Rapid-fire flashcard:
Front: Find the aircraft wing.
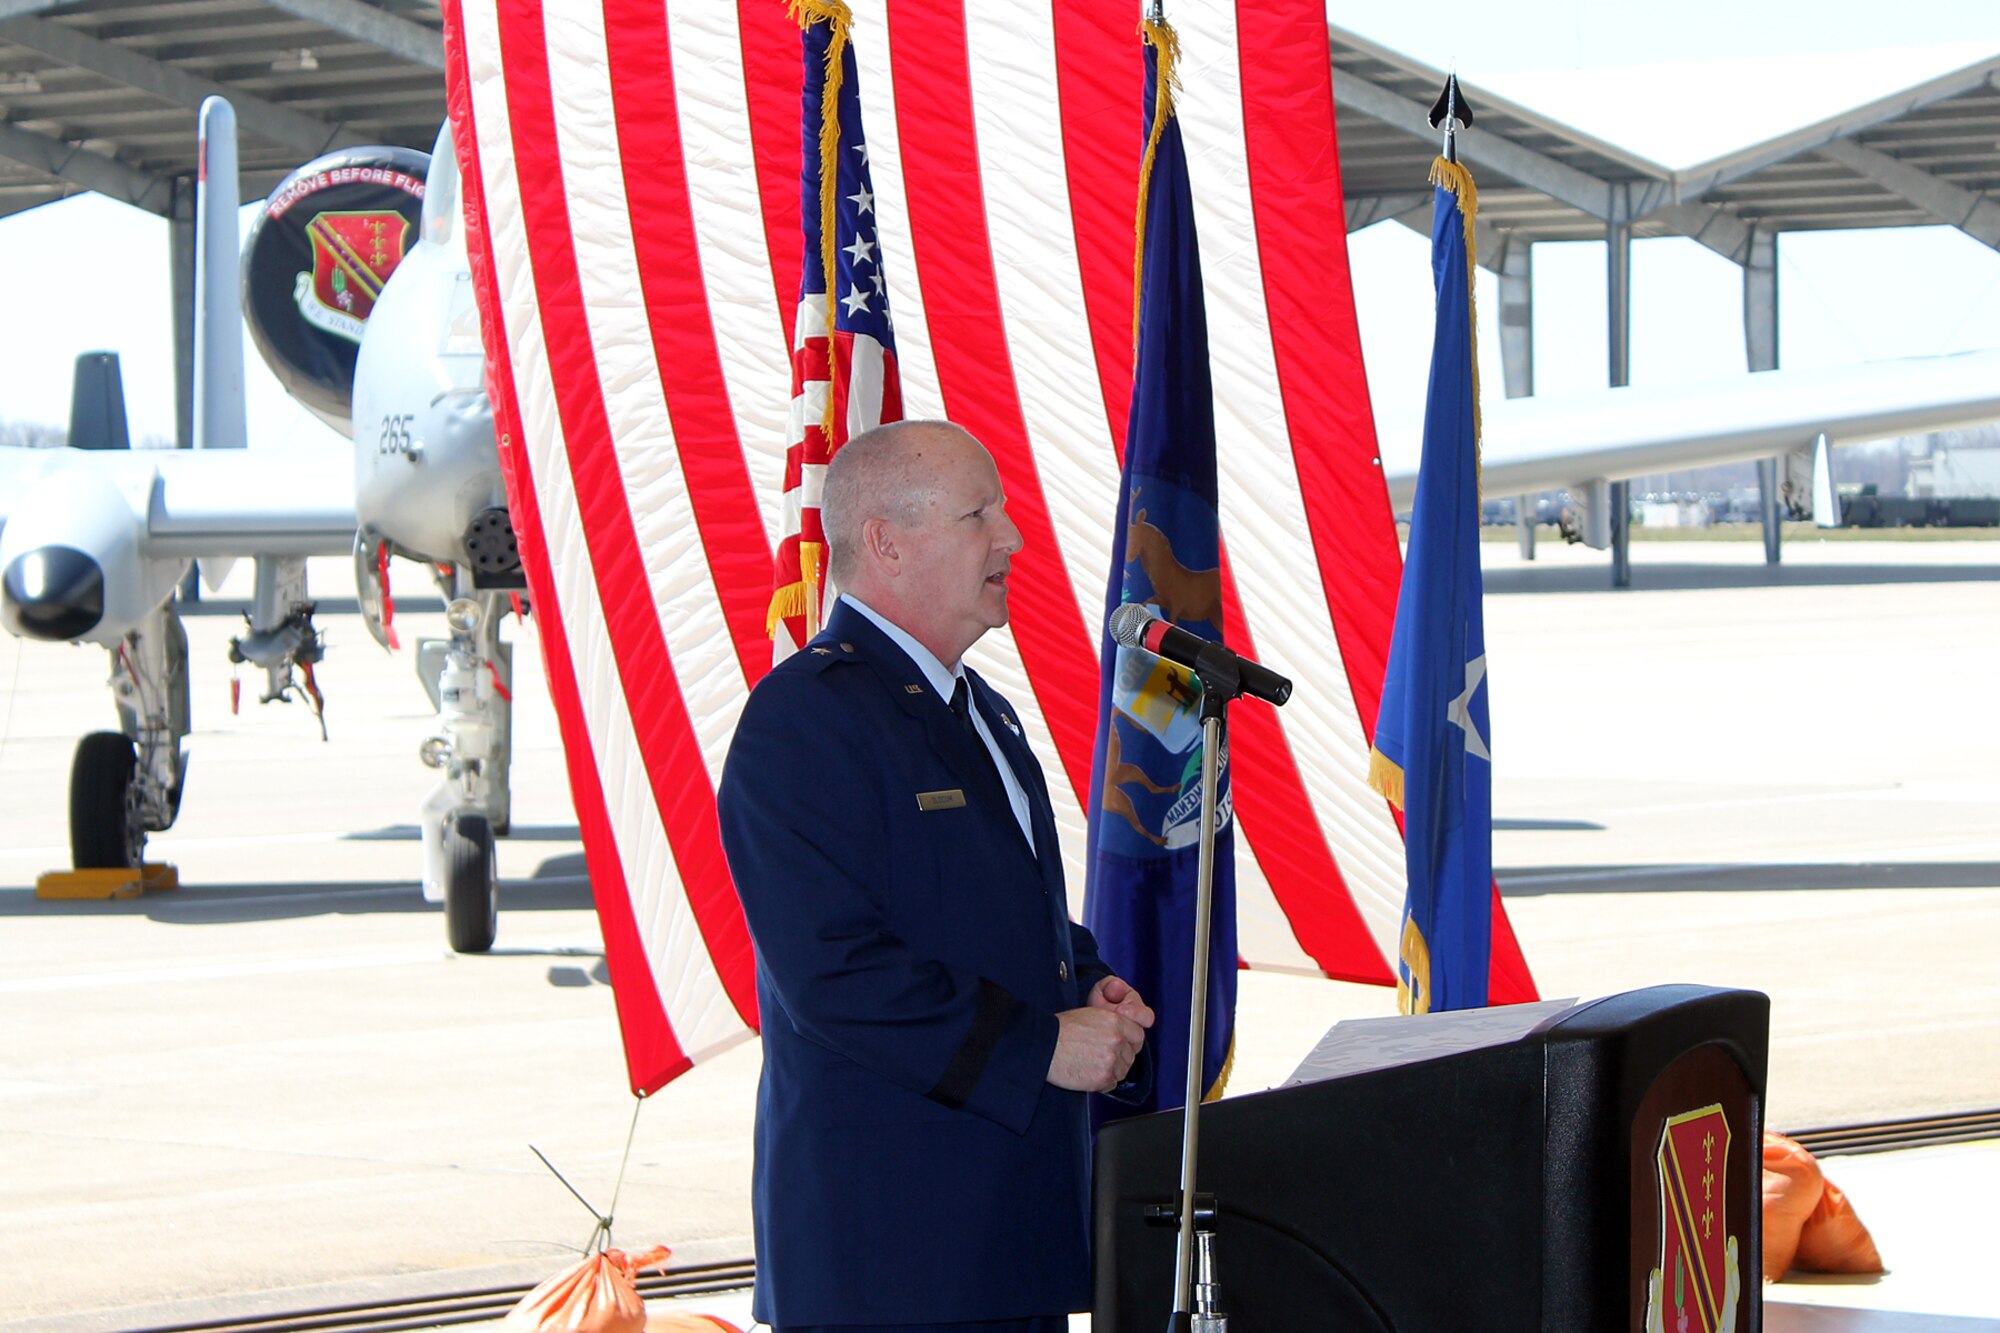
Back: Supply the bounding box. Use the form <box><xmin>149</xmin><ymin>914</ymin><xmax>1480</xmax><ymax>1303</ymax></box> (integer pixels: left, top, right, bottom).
<box><xmin>1383</xmin><ymin>348</ymin><xmax>2000</xmax><ymax>509</ymax></box>
<box><xmin>0</xmin><ymin>444</ymin><xmax>356</xmax><ymax>559</ymax></box>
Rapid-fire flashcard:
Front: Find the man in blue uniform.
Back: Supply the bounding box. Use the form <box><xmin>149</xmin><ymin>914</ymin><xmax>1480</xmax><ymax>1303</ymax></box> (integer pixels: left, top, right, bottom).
<box><xmin>719</xmin><ymin>419</ymin><xmax>1153</xmax><ymax>1333</ymax></box>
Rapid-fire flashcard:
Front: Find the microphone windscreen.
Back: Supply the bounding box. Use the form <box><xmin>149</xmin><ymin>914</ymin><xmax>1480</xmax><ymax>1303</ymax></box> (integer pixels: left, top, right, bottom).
<box><xmin>1108</xmin><ymin>602</ymin><xmax>1152</xmax><ymax>649</ymax></box>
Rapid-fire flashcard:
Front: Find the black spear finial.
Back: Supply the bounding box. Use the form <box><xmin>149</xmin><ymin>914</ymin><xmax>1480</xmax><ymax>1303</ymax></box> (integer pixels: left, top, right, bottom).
<box><xmin>1428</xmin><ymin>72</ymin><xmax>1475</xmax><ymax>162</ymax></box>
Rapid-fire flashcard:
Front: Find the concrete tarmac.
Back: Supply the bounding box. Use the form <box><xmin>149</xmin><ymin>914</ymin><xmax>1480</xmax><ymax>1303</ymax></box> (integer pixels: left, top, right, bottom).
<box><xmin>0</xmin><ymin>539</ymin><xmax>1996</xmax><ymax>1328</ymax></box>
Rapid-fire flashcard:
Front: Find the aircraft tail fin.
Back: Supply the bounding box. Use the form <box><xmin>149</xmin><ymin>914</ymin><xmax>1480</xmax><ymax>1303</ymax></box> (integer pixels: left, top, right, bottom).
<box><xmin>193</xmin><ymin>96</ymin><xmax>247</xmax><ymax>450</ymax></box>
<box><xmin>67</xmin><ymin>351</ymin><xmax>131</xmax><ymax>451</ymax></box>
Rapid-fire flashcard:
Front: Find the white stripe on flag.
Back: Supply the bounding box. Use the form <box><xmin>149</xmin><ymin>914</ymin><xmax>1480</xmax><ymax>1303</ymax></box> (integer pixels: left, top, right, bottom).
<box><xmin>666</xmin><ymin>0</ymin><xmax>793</xmax><ymax>551</ymax></box>
<box><xmin>847</xmin><ymin>333</ymin><xmax>891</xmax><ymax>436</ymax></box>
<box><xmin>461</xmin><ymin>0</ymin><xmax>749</xmax><ymax>1061</ymax></box>
<box><xmin>1175</xmin><ymin>4</ymin><xmax>1407</xmax><ymax>968</ymax></box>
<box><xmin>959</xmin><ymin>2</ymin><xmax>1123</xmax><ymax>626</ymax></box>
<box><xmin>548</xmin><ymin>3</ymin><xmax>754</xmax><ymax>760</ymax></box>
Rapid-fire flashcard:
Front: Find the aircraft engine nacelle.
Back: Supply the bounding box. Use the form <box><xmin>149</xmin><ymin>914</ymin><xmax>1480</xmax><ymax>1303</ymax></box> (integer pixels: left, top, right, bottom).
<box><xmin>350</xmin><ymin>133</ymin><xmax>508</xmax><ymax>571</ymax></box>
<box><xmin>0</xmin><ymin>464</ymin><xmax>185</xmax><ymax>647</ymax></box>
<box><xmin>243</xmin><ymin>146</ymin><xmax>430</xmax><ymax>437</ymax></box>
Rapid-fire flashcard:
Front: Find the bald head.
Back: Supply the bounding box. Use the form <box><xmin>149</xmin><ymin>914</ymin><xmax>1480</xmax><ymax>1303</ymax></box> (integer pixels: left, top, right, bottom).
<box><xmin>820</xmin><ymin>419</ymin><xmax>1023</xmax><ymax>667</ymax></box>
<box><xmin>823</xmin><ymin>420</ymin><xmax>975</xmax><ymax>591</ymax></box>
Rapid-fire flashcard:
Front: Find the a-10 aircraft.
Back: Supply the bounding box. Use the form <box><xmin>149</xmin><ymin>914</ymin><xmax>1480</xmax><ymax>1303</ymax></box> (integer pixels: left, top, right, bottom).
<box><xmin>6</xmin><ymin>99</ymin><xmax>2000</xmax><ymax>958</ymax></box>
<box><xmin>0</xmin><ymin>98</ymin><xmax>519</xmax><ymax>954</ymax></box>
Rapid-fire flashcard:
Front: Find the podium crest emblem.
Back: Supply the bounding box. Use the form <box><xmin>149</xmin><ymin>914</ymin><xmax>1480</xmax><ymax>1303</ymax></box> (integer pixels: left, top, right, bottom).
<box><xmin>1645</xmin><ymin>1103</ymin><xmax>1742</xmax><ymax>1333</ymax></box>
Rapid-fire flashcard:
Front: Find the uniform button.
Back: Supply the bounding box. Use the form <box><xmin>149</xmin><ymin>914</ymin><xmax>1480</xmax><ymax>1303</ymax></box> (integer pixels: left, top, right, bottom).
<box><xmin>1058</xmin><ymin>960</ymin><xmax>1069</xmax><ymax>981</ymax></box>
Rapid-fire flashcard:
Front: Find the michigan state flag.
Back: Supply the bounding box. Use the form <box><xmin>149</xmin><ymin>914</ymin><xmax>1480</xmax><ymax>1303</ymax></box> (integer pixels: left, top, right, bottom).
<box><xmin>1084</xmin><ymin>19</ymin><xmax>1234</xmax><ymax>1120</ymax></box>
<box><xmin>1368</xmin><ymin>156</ymin><xmax>1494</xmax><ymax>1014</ymax></box>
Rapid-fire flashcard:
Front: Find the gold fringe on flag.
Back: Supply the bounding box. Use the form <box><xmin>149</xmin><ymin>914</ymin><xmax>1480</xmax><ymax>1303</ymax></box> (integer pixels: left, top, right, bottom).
<box><xmin>1131</xmin><ymin>16</ymin><xmax>1181</xmax><ymax>355</ymax></box>
<box><xmin>1368</xmin><ymin>746</ymin><xmax>1406</xmax><ymax>812</ymax></box>
<box><xmin>791</xmin><ymin>0</ymin><xmax>850</xmax><ymax>449</ymax></box>
<box><xmin>800</xmin><ymin>540</ymin><xmax>825</xmax><ymax>638</ymax></box>
<box><xmin>766</xmin><ymin>580</ymin><xmax>807</xmax><ymax>637</ymax></box>
<box><xmin>764</xmin><ymin>543</ymin><xmax>827</xmax><ymax>639</ymax></box>
<box><xmin>1428</xmin><ymin>155</ymin><xmax>1483</xmax><ymax>490</ymax></box>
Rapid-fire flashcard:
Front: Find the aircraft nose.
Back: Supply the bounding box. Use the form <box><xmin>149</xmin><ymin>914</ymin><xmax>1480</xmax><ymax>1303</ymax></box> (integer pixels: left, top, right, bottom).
<box><xmin>1</xmin><ymin>544</ymin><xmax>105</xmax><ymax>641</ymax></box>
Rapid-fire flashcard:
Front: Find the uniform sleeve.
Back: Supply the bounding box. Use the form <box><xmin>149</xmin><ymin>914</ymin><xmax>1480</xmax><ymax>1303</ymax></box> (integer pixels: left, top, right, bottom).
<box><xmin>719</xmin><ymin>669</ymin><xmax>1057</xmax><ymax>1135</ymax></box>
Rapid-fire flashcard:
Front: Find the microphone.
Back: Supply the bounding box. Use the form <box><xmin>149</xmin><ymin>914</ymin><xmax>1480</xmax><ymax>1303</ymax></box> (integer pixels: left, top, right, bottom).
<box><xmin>1108</xmin><ymin>604</ymin><xmax>1292</xmax><ymax>707</ymax></box>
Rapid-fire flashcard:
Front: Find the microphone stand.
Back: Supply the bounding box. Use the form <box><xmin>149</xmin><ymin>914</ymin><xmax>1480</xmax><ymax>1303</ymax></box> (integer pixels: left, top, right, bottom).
<box><xmin>1164</xmin><ymin>659</ymin><xmax>1240</xmax><ymax>1333</ymax></box>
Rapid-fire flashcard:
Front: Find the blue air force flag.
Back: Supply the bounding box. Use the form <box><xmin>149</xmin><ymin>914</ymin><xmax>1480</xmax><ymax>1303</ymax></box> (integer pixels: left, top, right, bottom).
<box><xmin>1084</xmin><ymin>20</ymin><xmax>1235</xmax><ymax>1120</ymax></box>
<box><xmin>1368</xmin><ymin>157</ymin><xmax>1494</xmax><ymax>1014</ymax></box>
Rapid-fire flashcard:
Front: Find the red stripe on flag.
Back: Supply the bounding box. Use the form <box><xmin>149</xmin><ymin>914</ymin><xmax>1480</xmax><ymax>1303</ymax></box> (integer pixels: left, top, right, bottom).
<box><xmin>1234</xmin><ymin>5</ymin><xmax>1399</xmax><ymax>734</ymax></box>
<box><xmin>602</xmin><ymin>0</ymin><xmax>775</xmax><ymax>687</ymax></box>
<box><xmin>1197</xmin><ymin>13</ymin><xmax>1394</xmax><ymax>983</ymax></box>
<box><xmin>736</xmin><ymin>0</ymin><xmax>803</xmax><ymax>341</ymax></box>
<box><xmin>885</xmin><ymin>0</ymin><xmax>1101</xmax><ymax>802</ymax></box>
<box><xmin>1487</xmin><ymin>884</ymin><xmax>1537</xmax><ymax>1003</ymax></box>
<box><xmin>1051</xmin><ymin>0</ymin><xmax>1142</xmax><ymax>457</ymax></box>
<box><xmin>443</xmin><ymin>0</ymin><xmax>691</xmax><ymax>1093</ymax></box>
<box><xmin>1214</xmin><ymin>554</ymin><xmax>1394</xmax><ymax>983</ymax></box>
<box><xmin>1235</xmin><ymin>7</ymin><xmax>1535</xmax><ymax>999</ymax></box>
<box><xmin>485</xmin><ymin>0</ymin><xmax>759</xmax><ymax>1031</ymax></box>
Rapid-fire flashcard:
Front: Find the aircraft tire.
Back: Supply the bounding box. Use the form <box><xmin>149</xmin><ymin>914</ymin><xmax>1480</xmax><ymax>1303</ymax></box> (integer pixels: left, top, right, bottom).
<box><xmin>70</xmin><ymin>731</ymin><xmax>142</xmax><ymax>869</ymax></box>
<box><xmin>444</xmin><ymin>810</ymin><xmax>498</xmax><ymax>955</ymax></box>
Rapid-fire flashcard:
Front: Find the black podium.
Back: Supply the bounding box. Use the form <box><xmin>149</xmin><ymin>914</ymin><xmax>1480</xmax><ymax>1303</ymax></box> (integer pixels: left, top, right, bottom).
<box><xmin>1093</xmin><ymin>984</ymin><xmax>1768</xmax><ymax>1332</ymax></box>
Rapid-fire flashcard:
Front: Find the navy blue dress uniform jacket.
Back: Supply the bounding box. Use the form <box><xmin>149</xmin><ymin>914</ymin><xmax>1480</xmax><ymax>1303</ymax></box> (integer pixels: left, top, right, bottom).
<box><xmin>718</xmin><ymin>601</ymin><xmax>1120</xmax><ymax>1327</ymax></box>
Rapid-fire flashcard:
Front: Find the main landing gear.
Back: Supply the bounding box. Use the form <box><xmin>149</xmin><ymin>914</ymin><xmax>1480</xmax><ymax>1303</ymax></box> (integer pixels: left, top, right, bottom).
<box><xmin>414</xmin><ymin>575</ymin><xmax>514</xmax><ymax>955</ymax></box>
<box><xmin>68</xmin><ymin>601</ymin><xmax>190</xmax><ymax>872</ymax></box>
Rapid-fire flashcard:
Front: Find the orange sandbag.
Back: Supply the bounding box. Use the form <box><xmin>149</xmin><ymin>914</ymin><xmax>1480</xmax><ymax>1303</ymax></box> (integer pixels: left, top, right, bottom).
<box><xmin>1794</xmin><ymin>1176</ymin><xmax>1884</xmax><ymax>1274</ymax></box>
<box><xmin>1761</xmin><ymin>1132</ymin><xmax>1825</xmax><ymax>1281</ymax></box>
<box><xmin>503</xmin><ymin>1246</ymin><xmax>672</xmax><ymax>1333</ymax></box>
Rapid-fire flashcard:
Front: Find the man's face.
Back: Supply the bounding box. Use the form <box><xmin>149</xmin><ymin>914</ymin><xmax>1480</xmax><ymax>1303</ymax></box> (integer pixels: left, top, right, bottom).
<box><xmin>892</xmin><ymin>434</ymin><xmax>1023</xmax><ymax>666</ymax></box>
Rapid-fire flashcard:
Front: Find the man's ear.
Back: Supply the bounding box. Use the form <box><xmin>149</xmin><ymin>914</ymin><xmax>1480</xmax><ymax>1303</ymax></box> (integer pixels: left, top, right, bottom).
<box><xmin>860</xmin><ymin>515</ymin><xmax>898</xmax><ymax>574</ymax></box>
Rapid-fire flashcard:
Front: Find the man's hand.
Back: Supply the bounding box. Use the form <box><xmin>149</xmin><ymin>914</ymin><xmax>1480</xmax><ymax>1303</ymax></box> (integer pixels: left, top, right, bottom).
<box><xmin>1088</xmin><ymin>974</ymin><xmax>1155</xmax><ymax>1031</ymax></box>
<box><xmin>1048</xmin><ymin>978</ymin><xmax>1153</xmax><ymax>1093</ymax></box>
<box><xmin>1047</xmin><ymin>1006</ymin><xmax>1148</xmax><ymax>1092</ymax></box>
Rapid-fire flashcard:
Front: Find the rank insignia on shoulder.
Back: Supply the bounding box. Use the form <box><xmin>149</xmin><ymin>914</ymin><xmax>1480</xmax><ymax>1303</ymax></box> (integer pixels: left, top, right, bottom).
<box><xmin>916</xmin><ymin>788</ymin><xmax>967</xmax><ymax>811</ymax></box>
<box><xmin>1000</xmin><ymin>714</ymin><xmax>1021</xmax><ymax>736</ymax></box>
<box><xmin>904</xmin><ymin>683</ymin><xmax>925</xmax><ymax>695</ymax></box>
<box><xmin>811</xmin><ymin>647</ymin><xmax>833</xmax><ymax>656</ymax></box>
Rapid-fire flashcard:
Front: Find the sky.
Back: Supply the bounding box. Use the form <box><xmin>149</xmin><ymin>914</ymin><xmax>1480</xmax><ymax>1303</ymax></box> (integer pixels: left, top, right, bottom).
<box><xmin>0</xmin><ymin>1</ymin><xmax>1995</xmax><ymax>468</ymax></box>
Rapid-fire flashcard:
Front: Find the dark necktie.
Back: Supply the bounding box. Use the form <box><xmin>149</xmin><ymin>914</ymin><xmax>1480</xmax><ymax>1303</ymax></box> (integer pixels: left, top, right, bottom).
<box><xmin>948</xmin><ymin>676</ymin><xmax>978</xmax><ymax>738</ymax></box>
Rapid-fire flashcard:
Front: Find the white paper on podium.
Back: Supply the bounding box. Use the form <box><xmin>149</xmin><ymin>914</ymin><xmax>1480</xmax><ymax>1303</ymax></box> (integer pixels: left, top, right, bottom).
<box><xmin>1284</xmin><ymin>998</ymin><xmax>1580</xmax><ymax>1087</ymax></box>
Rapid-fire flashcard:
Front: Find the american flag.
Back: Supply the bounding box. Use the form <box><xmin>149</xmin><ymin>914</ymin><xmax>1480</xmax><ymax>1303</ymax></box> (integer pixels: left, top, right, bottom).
<box><xmin>769</xmin><ymin>0</ymin><xmax>902</xmax><ymax>660</ymax></box>
<box><xmin>441</xmin><ymin>0</ymin><xmax>1535</xmax><ymax>1097</ymax></box>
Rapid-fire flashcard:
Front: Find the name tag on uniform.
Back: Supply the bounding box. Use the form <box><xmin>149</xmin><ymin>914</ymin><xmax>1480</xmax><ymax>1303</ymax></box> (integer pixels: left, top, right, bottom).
<box><xmin>916</xmin><ymin>788</ymin><xmax>967</xmax><ymax>811</ymax></box>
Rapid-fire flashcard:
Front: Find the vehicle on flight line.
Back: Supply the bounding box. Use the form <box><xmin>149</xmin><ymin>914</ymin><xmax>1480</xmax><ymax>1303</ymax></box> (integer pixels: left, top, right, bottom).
<box><xmin>0</xmin><ymin>98</ymin><xmax>522</xmax><ymax>954</ymax></box>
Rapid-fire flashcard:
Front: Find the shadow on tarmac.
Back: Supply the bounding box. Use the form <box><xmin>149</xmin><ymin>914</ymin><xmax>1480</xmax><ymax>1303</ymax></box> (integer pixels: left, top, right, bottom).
<box><xmin>1485</xmin><ymin>561</ymin><xmax>2000</xmax><ymax>594</ymax></box>
<box><xmin>343</xmin><ymin>823</ymin><xmax>584</xmax><ymax>842</ymax></box>
<box><xmin>0</xmin><ymin>877</ymin><xmax>594</xmax><ymax>923</ymax></box>
<box><xmin>1499</xmin><ymin>861</ymin><xmax>2000</xmax><ymax>895</ymax></box>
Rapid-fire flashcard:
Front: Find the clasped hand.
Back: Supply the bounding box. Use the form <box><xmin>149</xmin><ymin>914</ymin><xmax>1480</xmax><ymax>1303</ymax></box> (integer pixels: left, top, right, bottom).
<box><xmin>1047</xmin><ymin>975</ymin><xmax>1154</xmax><ymax>1092</ymax></box>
